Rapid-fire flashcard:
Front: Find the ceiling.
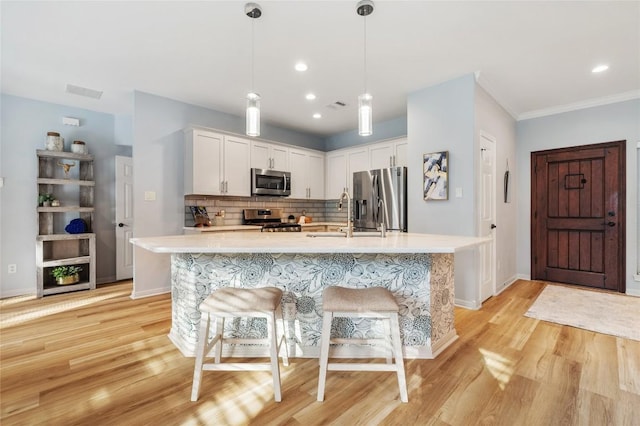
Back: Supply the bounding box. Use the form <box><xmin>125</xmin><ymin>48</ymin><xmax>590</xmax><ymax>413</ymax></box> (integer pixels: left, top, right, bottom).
<box><xmin>2</xmin><ymin>1</ymin><xmax>639</xmax><ymax>137</ymax></box>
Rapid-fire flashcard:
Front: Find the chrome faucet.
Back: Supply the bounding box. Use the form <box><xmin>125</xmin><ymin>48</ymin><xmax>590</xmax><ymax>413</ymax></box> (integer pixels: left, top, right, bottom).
<box><xmin>337</xmin><ymin>191</ymin><xmax>353</xmax><ymax>238</ymax></box>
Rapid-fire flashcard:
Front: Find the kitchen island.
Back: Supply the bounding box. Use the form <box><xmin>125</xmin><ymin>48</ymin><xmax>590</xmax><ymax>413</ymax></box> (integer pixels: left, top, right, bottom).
<box><xmin>131</xmin><ymin>232</ymin><xmax>487</xmax><ymax>359</ymax></box>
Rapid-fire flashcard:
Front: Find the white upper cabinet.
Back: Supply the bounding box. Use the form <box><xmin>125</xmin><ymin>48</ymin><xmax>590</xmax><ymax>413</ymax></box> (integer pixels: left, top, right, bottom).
<box><xmin>289</xmin><ymin>148</ymin><xmax>325</xmax><ymax>199</ymax></box>
<box><xmin>185</xmin><ymin>129</ymin><xmax>223</xmax><ymax>195</ymax></box>
<box><xmin>325</xmin><ymin>151</ymin><xmax>347</xmax><ymax>199</ymax></box>
<box><xmin>369</xmin><ymin>137</ymin><xmax>408</xmax><ymax>168</ymax></box>
<box><xmin>223</xmin><ymin>136</ymin><xmax>251</xmax><ymax>196</ymax></box>
<box><xmin>184</xmin><ymin>129</ymin><xmax>250</xmax><ymax>196</ymax></box>
<box><xmin>251</xmin><ymin>141</ymin><xmax>289</xmax><ymax>171</ymax></box>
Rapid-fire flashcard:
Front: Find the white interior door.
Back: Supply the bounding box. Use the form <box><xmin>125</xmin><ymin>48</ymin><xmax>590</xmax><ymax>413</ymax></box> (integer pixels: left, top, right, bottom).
<box><xmin>116</xmin><ymin>156</ymin><xmax>134</xmax><ymax>281</ymax></box>
<box><xmin>479</xmin><ymin>133</ymin><xmax>496</xmax><ymax>302</ymax></box>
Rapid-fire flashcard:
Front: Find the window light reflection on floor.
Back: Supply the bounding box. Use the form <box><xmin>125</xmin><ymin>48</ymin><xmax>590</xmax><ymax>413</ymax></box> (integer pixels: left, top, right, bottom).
<box><xmin>478</xmin><ymin>348</ymin><xmax>515</xmax><ymax>390</ymax></box>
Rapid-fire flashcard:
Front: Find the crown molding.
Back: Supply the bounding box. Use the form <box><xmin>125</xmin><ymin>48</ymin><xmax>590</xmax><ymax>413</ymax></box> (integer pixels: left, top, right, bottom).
<box><xmin>518</xmin><ymin>90</ymin><xmax>640</xmax><ymax>121</ymax></box>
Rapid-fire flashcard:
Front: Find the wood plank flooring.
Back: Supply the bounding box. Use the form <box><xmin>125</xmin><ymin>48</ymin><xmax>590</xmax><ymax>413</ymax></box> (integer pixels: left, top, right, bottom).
<box><xmin>1</xmin><ymin>280</ymin><xmax>639</xmax><ymax>425</ymax></box>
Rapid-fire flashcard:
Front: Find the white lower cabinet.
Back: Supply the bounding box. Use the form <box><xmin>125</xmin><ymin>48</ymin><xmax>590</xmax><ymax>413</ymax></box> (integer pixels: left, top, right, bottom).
<box><xmin>289</xmin><ymin>148</ymin><xmax>325</xmax><ymax>199</ymax></box>
<box><xmin>184</xmin><ymin>129</ymin><xmax>250</xmax><ymax>196</ymax></box>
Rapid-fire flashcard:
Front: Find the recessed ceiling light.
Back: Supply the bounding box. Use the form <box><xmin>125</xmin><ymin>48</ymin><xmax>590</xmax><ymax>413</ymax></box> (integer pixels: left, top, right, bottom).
<box><xmin>295</xmin><ymin>62</ymin><xmax>308</xmax><ymax>72</ymax></box>
<box><xmin>313</xmin><ymin>113</ymin><xmax>322</xmax><ymax>119</ymax></box>
<box><xmin>305</xmin><ymin>93</ymin><xmax>316</xmax><ymax>101</ymax></box>
<box><xmin>592</xmin><ymin>64</ymin><xmax>609</xmax><ymax>73</ymax></box>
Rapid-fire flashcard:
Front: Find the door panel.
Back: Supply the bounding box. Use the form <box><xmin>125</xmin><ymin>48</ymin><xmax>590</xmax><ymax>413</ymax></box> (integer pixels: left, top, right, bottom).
<box><xmin>532</xmin><ymin>141</ymin><xmax>625</xmax><ymax>292</ymax></box>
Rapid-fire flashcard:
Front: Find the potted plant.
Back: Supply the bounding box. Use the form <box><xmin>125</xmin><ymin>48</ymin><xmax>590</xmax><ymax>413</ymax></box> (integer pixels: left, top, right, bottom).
<box><xmin>51</xmin><ymin>265</ymin><xmax>82</xmax><ymax>285</ymax></box>
<box><xmin>39</xmin><ymin>193</ymin><xmax>55</xmax><ymax>207</ymax></box>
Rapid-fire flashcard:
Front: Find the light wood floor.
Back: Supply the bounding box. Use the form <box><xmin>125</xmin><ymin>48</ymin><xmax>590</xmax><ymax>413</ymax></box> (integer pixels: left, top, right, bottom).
<box><xmin>1</xmin><ymin>280</ymin><xmax>639</xmax><ymax>425</ymax></box>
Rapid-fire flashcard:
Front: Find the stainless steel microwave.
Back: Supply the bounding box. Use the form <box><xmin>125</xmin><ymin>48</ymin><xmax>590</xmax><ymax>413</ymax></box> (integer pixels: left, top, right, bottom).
<box><xmin>251</xmin><ymin>168</ymin><xmax>291</xmax><ymax>196</ymax></box>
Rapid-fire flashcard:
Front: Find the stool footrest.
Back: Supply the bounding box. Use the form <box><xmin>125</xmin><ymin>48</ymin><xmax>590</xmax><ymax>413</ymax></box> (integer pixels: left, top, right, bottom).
<box><xmin>327</xmin><ymin>363</ymin><xmax>400</xmax><ymax>372</ymax></box>
<box><xmin>202</xmin><ymin>363</ymin><xmax>273</xmax><ymax>371</ymax></box>
<box><xmin>331</xmin><ymin>338</ymin><xmax>390</xmax><ymax>346</ymax></box>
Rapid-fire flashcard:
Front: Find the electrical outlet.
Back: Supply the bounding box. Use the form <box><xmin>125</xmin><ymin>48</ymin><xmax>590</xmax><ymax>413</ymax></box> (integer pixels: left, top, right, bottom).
<box><xmin>8</xmin><ymin>264</ymin><xmax>17</xmax><ymax>274</ymax></box>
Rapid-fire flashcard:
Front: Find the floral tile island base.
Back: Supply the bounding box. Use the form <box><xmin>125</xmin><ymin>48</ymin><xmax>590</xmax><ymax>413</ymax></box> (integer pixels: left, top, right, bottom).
<box><xmin>170</xmin><ymin>252</ymin><xmax>456</xmax><ymax>359</ymax></box>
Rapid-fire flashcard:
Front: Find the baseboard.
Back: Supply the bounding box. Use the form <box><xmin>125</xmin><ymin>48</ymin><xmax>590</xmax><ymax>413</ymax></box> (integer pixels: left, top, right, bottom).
<box><xmin>455</xmin><ymin>298</ymin><xmax>481</xmax><ymax>310</ymax></box>
<box><xmin>517</xmin><ymin>273</ymin><xmax>531</xmax><ymax>280</ymax></box>
<box><xmin>97</xmin><ymin>275</ymin><xmax>117</xmax><ymax>285</ymax></box>
<box><xmin>0</xmin><ymin>289</ymin><xmax>36</xmax><ymax>299</ymax></box>
<box><xmin>495</xmin><ymin>275</ymin><xmax>518</xmax><ymax>295</ymax></box>
<box><xmin>130</xmin><ymin>286</ymin><xmax>171</xmax><ymax>299</ymax></box>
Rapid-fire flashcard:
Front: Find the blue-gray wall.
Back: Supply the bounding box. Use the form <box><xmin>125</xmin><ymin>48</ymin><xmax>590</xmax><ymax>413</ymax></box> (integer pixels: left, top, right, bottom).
<box><xmin>325</xmin><ymin>116</ymin><xmax>408</xmax><ymax>151</ymax></box>
<box><xmin>0</xmin><ymin>94</ymin><xmax>131</xmax><ymax>296</ymax></box>
<box><xmin>516</xmin><ymin>99</ymin><xmax>640</xmax><ymax>295</ymax></box>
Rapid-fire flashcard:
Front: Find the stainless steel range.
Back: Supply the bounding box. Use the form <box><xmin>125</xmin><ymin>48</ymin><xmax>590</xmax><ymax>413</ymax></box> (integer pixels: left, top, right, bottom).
<box><xmin>243</xmin><ymin>208</ymin><xmax>302</xmax><ymax>232</ymax></box>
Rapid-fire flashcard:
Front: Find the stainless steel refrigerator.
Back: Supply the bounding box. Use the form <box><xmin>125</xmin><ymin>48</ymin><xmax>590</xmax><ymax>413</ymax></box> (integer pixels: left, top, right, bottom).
<box><xmin>352</xmin><ymin>166</ymin><xmax>407</xmax><ymax>232</ymax></box>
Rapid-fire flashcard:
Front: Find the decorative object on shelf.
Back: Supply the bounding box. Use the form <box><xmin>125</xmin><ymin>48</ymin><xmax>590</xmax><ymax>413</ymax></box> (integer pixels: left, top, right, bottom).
<box><xmin>51</xmin><ymin>199</ymin><xmax>60</xmax><ymax>207</ymax></box>
<box><xmin>65</xmin><ymin>218</ymin><xmax>88</xmax><ymax>234</ymax></box>
<box><xmin>245</xmin><ymin>2</ymin><xmax>262</xmax><ymax>137</ymax></box>
<box><xmin>71</xmin><ymin>140</ymin><xmax>88</xmax><ymax>154</ymax></box>
<box><xmin>57</xmin><ymin>160</ymin><xmax>76</xmax><ymax>177</ymax></box>
<box><xmin>51</xmin><ymin>265</ymin><xmax>82</xmax><ymax>285</ymax></box>
<box><xmin>356</xmin><ymin>0</ymin><xmax>374</xmax><ymax>136</ymax></box>
<box><xmin>39</xmin><ymin>193</ymin><xmax>55</xmax><ymax>207</ymax></box>
<box><xmin>423</xmin><ymin>151</ymin><xmax>448</xmax><ymax>201</ymax></box>
<box><xmin>45</xmin><ymin>131</ymin><xmax>64</xmax><ymax>151</ymax></box>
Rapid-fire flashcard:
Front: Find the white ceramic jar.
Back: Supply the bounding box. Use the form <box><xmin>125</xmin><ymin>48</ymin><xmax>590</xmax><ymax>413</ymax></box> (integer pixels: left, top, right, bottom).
<box><xmin>71</xmin><ymin>140</ymin><xmax>87</xmax><ymax>154</ymax></box>
<box><xmin>45</xmin><ymin>132</ymin><xmax>63</xmax><ymax>151</ymax></box>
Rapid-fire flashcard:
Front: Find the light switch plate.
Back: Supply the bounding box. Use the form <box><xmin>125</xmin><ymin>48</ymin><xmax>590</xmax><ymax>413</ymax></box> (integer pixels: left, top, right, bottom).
<box><xmin>0</xmin><ymin>177</ymin><xmax>4</xmax><ymax>188</ymax></box>
<box><xmin>144</xmin><ymin>191</ymin><xmax>156</xmax><ymax>201</ymax></box>
<box><xmin>455</xmin><ymin>187</ymin><xmax>463</xmax><ymax>198</ymax></box>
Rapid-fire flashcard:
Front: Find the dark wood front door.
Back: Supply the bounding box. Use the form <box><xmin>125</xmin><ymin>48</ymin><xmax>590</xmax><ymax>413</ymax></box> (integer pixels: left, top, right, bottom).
<box><xmin>531</xmin><ymin>141</ymin><xmax>626</xmax><ymax>292</ymax></box>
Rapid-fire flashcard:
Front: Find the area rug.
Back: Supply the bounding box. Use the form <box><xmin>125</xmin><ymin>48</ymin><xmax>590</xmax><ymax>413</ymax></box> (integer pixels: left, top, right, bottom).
<box><xmin>525</xmin><ymin>285</ymin><xmax>640</xmax><ymax>341</ymax></box>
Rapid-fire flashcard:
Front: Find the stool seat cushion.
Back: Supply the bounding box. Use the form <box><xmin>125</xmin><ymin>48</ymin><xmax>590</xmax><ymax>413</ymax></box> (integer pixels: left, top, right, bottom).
<box><xmin>322</xmin><ymin>286</ymin><xmax>399</xmax><ymax>312</ymax></box>
<box><xmin>200</xmin><ymin>287</ymin><xmax>283</xmax><ymax>313</ymax></box>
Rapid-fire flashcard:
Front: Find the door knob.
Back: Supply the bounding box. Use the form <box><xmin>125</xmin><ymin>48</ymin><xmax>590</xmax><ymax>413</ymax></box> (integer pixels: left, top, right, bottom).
<box><xmin>118</xmin><ymin>223</ymin><xmax>126</xmax><ymax>227</ymax></box>
<box><xmin>490</xmin><ymin>224</ymin><xmax>497</xmax><ymax>229</ymax></box>
<box><xmin>607</xmin><ymin>221</ymin><xmax>615</xmax><ymax>227</ymax></box>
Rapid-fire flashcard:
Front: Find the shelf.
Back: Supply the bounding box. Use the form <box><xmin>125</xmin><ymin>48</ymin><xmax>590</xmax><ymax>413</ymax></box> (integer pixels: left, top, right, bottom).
<box><xmin>41</xmin><ymin>255</ymin><xmax>92</xmax><ymax>268</ymax></box>
<box><xmin>38</xmin><ymin>206</ymin><xmax>94</xmax><ymax>213</ymax></box>
<box><xmin>43</xmin><ymin>281</ymin><xmax>92</xmax><ymax>296</ymax></box>
<box><xmin>37</xmin><ymin>233</ymin><xmax>95</xmax><ymax>241</ymax></box>
<box><xmin>37</xmin><ymin>149</ymin><xmax>93</xmax><ymax>161</ymax></box>
<box><xmin>38</xmin><ymin>178</ymin><xmax>95</xmax><ymax>186</ymax></box>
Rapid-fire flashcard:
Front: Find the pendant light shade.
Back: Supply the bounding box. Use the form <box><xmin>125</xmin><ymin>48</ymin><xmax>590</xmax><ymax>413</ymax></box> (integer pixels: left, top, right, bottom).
<box><xmin>358</xmin><ymin>93</ymin><xmax>372</xmax><ymax>136</ymax></box>
<box><xmin>245</xmin><ymin>3</ymin><xmax>262</xmax><ymax>137</ymax></box>
<box><xmin>357</xmin><ymin>0</ymin><xmax>374</xmax><ymax>137</ymax></box>
<box><xmin>246</xmin><ymin>92</ymin><xmax>261</xmax><ymax>137</ymax></box>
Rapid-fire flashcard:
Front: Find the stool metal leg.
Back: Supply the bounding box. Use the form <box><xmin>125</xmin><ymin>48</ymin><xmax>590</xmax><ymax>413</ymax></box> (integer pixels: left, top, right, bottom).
<box><xmin>317</xmin><ymin>311</ymin><xmax>333</xmax><ymax>402</ymax></box>
<box><xmin>390</xmin><ymin>312</ymin><xmax>408</xmax><ymax>403</ymax></box>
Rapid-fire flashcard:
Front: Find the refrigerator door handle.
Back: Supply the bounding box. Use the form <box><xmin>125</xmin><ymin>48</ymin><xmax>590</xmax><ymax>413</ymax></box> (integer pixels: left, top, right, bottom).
<box><xmin>372</xmin><ymin>174</ymin><xmax>378</xmax><ymax>225</ymax></box>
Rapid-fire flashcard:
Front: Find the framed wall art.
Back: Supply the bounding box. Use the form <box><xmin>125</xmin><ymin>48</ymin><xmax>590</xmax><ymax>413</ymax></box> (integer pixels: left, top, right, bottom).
<box><xmin>423</xmin><ymin>151</ymin><xmax>448</xmax><ymax>200</ymax></box>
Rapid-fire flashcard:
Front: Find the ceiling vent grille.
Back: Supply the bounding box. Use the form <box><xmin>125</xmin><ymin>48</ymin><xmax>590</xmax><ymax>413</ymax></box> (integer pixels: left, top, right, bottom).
<box><xmin>65</xmin><ymin>84</ymin><xmax>103</xmax><ymax>99</ymax></box>
<box><xmin>326</xmin><ymin>101</ymin><xmax>347</xmax><ymax>110</ymax></box>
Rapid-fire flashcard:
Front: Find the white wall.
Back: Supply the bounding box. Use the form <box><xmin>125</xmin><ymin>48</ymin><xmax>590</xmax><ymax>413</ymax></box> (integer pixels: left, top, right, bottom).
<box><xmin>475</xmin><ymin>85</ymin><xmax>518</xmax><ymax>292</ymax></box>
<box><xmin>516</xmin><ymin>99</ymin><xmax>640</xmax><ymax>295</ymax></box>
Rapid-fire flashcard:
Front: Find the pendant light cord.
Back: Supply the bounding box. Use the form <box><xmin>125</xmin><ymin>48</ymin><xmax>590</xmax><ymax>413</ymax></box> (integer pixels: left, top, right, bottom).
<box><xmin>363</xmin><ymin>14</ymin><xmax>367</xmax><ymax>95</ymax></box>
<box><xmin>251</xmin><ymin>16</ymin><xmax>255</xmax><ymax>93</ymax></box>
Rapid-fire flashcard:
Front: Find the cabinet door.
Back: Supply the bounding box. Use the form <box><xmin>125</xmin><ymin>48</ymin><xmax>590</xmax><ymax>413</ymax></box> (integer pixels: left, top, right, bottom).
<box><xmin>224</xmin><ymin>136</ymin><xmax>251</xmax><ymax>196</ymax></box>
<box><xmin>186</xmin><ymin>130</ymin><xmax>223</xmax><ymax>195</ymax></box>
<box><xmin>369</xmin><ymin>143</ymin><xmax>394</xmax><ymax>169</ymax></box>
<box><xmin>288</xmin><ymin>149</ymin><xmax>308</xmax><ymax>198</ymax></box>
<box><xmin>307</xmin><ymin>152</ymin><xmax>325</xmax><ymax>199</ymax></box>
<box><xmin>271</xmin><ymin>145</ymin><xmax>289</xmax><ymax>171</ymax></box>
<box><xmin>394</xmin><ymin>139</ymin><xmax>408</xmax><ymax>167</ymax></box>
<box><xmin>325</xmin><ymin>151</ymin><xmax>347</xmax><ymax>199</ymax></box>
<box><xmin>250</xmin><ymin>141</ymin><xmax>270</xmax><ymax>169</ymax></box>
<box><xmin>347</xmin><ymin>147</ymin><xmax>369</xmax><ymax>195</ymax></box>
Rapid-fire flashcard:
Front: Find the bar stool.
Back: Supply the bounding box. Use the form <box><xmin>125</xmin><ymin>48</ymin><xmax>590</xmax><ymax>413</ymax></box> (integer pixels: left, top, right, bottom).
<box><xmin>317</xmin><ymin>286</ymin><xmax>408</xmax><ymax>403</ymax></box>
<box><xmin>191</xmin><ymin>287</ymin><xmax>287</xmax><ymax>402</ymax></box>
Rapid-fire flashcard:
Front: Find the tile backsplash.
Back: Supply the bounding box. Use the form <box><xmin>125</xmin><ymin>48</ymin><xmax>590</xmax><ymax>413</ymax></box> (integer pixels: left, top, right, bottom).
<box><xmin>185</xmin><ymin>195</ymin><xmax>347</xmax><ymax>226</ymax></box>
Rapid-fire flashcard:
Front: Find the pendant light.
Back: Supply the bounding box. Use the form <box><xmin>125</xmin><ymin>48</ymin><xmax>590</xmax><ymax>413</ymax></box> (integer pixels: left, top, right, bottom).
<box><xmin>357</xmin><ymin>0</ymin><xmax>374</xmax><ymax>136</ymax></box>
<box><xmin>245</xmin><ymin>3</ymin><xmax>262</xmax><ymax>137</ymax></box>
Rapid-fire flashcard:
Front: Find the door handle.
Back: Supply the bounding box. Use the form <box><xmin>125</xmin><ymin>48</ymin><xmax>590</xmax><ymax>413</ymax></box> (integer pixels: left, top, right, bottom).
<box><xmin>490</xmin><ymin>224</ymin><xmax>497</xmax><ymax>229</ymax></box>
<box><xmin>606</xmin><ymin>221</ymin><xmax>616</xmax><ymax>227</ymax></box>
<box><xmin>118</xmin><ymin>223</ymin><xmax>127</xmax><ymax>228</ymax></box>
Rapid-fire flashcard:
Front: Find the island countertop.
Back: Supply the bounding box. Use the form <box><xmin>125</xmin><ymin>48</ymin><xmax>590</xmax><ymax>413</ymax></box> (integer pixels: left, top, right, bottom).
<box><xmin>130</xmin><ymin>231</ymin><xmax>488</xmax><ymax>254</ymax></box>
